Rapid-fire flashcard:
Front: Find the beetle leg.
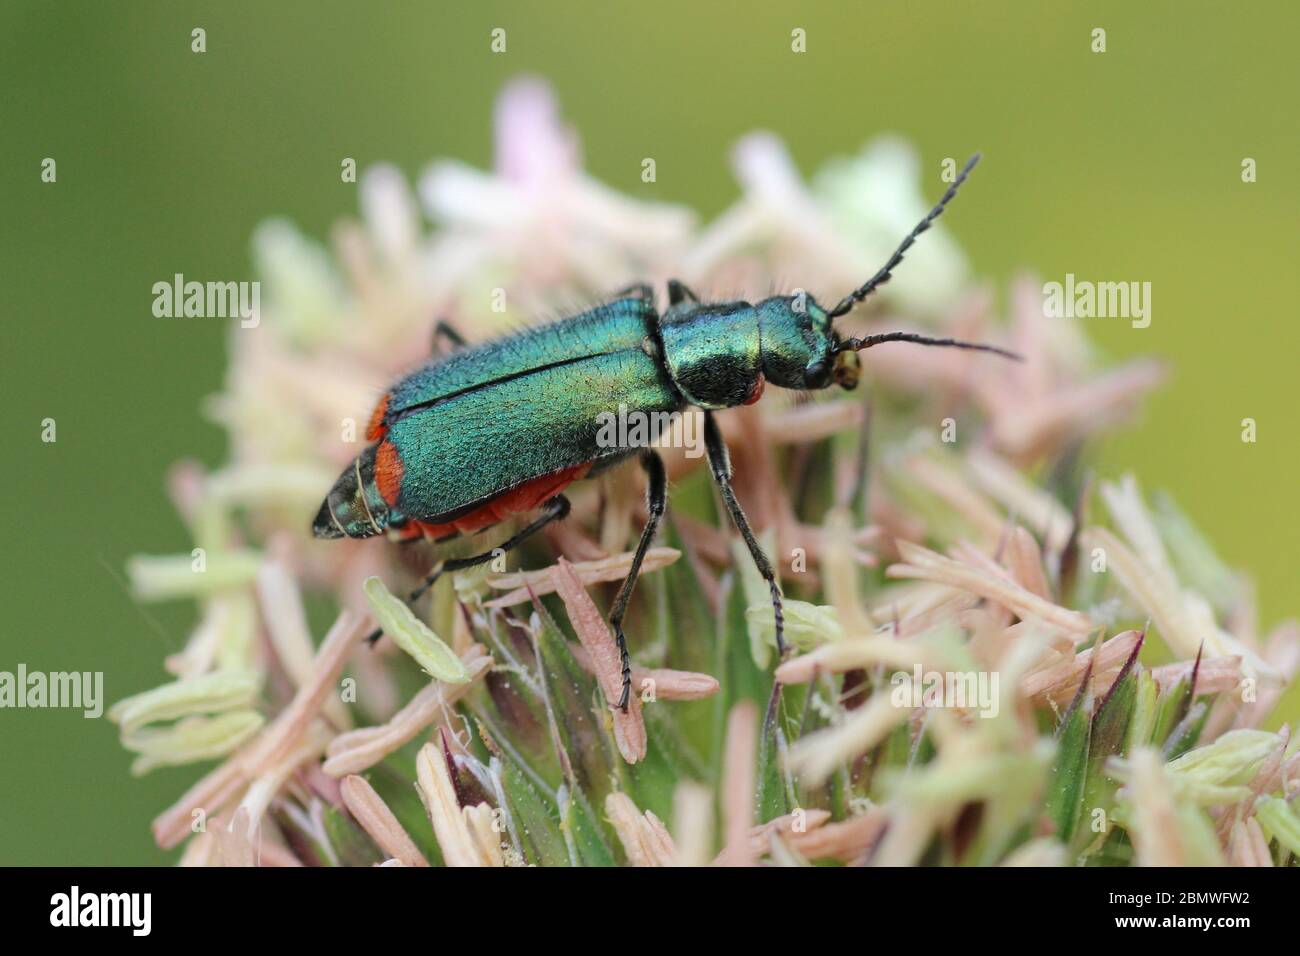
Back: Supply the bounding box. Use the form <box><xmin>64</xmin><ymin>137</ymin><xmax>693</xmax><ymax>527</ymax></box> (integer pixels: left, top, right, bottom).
<box><xmin>430</xmin><ymin>318</ymin><xmax>468</xmax><ymax>358</ymax></box>
<box><xmin>702</xmin><ymin>411</ymin><xmax>786</xmax><ymax>657</ymax></box>
<box><xmin>364</xmin><ymin>495</ymin><xmax>572</xmax><ymax>646</ymax></box>
<box><xmin>666</xmin><ymin>279</ymin><xmax>699</xmax><ymax>305</ymax></box>
<box><xmin>608</xmin><ymin>450</ymin><xmax>667</xmax><ymax>711</ymax></box>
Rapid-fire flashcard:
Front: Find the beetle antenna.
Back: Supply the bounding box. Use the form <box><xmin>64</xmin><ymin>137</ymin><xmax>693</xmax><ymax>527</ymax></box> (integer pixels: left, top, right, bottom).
<box><xmin>827</xmin><ymin>153</ymin><xmax>981</xmax><ymax>320</ymax></box>
<box><xmin>835</xmin><ymin>330</ymin><xmax>1021</xmax><ymax>361</ymax></box>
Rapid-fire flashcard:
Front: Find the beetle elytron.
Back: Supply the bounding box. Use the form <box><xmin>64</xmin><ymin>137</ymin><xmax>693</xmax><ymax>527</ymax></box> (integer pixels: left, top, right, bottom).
<box><xmin>314</xmin><ymin>154</ymin><xmax>1017</xmax><ymax>709</ymax></box>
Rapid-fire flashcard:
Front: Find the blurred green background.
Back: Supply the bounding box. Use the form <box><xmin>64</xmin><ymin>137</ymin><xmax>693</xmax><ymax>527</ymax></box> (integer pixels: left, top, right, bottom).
<box><xmin>2</xmin><ymin>2</ymin><xmax>1295</xmax><ymax>864</ymax></box>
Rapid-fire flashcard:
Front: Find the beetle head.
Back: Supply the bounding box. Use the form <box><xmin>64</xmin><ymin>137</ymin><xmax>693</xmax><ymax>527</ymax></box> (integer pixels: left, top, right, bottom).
<box><xmin>756</xmin><ymin>293</ymin><xmax>849</xmax><ymax>392</ymax></box>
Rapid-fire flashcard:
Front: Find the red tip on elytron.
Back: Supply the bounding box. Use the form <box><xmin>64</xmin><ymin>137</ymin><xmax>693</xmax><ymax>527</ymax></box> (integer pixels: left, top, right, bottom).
<box><xmin>365</xmin><ymin>393</ymin><xmax>391</xmax><ymax>442</ymax></box>
<box><xmin>374</xmin><ymin>439</ymin><xmax>404</xmax><ymax>507</ymax></box>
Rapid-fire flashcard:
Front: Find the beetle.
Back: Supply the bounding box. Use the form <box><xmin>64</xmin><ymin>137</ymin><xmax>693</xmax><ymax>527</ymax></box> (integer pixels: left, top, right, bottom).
<box><xmin>313</xmin><ymin>154</ymin><xmax>1017</xmax><ymax>709</ymax></box>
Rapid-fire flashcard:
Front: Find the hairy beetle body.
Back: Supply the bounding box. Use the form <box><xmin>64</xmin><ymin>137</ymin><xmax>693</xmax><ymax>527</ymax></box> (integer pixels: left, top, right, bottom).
<box><xmin>314</xmin><ymin>289</ymin><xmax>835</xmax><ymax>541</ymax></box>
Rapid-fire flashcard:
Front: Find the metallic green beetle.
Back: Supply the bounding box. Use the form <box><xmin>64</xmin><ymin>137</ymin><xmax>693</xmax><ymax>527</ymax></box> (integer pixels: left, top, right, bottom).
<box><xmin>314</xmin><ymin>154</ymin><xmax>1016</xmax><ymax>709</ymax></box>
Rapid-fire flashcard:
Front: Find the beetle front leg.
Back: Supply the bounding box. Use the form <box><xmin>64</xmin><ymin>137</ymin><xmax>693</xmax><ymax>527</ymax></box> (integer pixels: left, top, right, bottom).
<box><xmin>364</xmin><ymin>494</ymin><xmax>572</xmax><ymax>646</ymax></box>
<box><xmin>608</xmin><ymin>449</ymin><xmax>667</xmax><ymax>711</ymax></box>
<box><xmin>703</xmin><ymin>411</ymin><xmax>786</xmax><ymax>657</ymax></box>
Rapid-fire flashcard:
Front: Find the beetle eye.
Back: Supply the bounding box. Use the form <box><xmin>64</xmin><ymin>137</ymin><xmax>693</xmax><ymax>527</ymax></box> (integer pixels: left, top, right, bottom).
<box><xmin>832</xmin><ymin>350</ymin><xmax>861</xmax><ymax>390</ymax></box>
<box><xmin>803</xmin><ymin>360</ymin><xmax>830</xmax><ymax>389</ymax></box>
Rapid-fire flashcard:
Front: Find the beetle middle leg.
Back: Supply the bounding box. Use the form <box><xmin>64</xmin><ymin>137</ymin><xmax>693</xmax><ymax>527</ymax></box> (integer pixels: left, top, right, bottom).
<box><xmin>364</xmin><ymin>494</ymin><xmax>572</xmax><ymax>646</ymax></box>
<box><xmin>703</xmin><ymin>410</ymin><xmax>786</xmax><ymax>657</ymax></box>
<box><xmin>608</xmin><ymin>449</ymin><xmax>667</xmax><ymax>711</ymax></box>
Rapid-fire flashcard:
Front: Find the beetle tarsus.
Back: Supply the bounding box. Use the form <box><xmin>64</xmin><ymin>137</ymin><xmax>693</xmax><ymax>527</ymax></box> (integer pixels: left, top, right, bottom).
<box><xmin>770</xmin><ymin>577</ymin><xmax>787</xmax><ymax>657</ymax></box>
<box><xmin>615</xmin><ymin>627</ymin><xmax>633</xmax><ymax>712</ymax></box>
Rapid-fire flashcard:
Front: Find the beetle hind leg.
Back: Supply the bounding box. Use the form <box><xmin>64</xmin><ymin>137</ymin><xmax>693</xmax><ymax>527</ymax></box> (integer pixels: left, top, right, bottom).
<box><xmin>608</xmin><ymin>450</ymin><xmax>668</xmax><ymax>711</ymax></box>
<box><xmin>363</xmin><ymin>495</ymin><xmax>572</xmax><ymax>647</ymax></box>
